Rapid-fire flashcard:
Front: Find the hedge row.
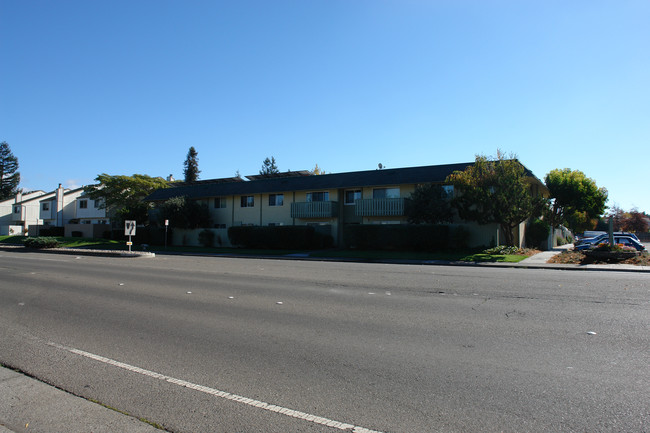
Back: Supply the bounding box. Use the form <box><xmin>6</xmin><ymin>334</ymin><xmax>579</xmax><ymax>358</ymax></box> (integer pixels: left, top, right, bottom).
<box><xmin>228</xmin><ymin>226</ymin><xmax>333</xmax><ymax>250</ymax></box>
<box><xmin>344</xmin><ymin>224</ymin><xmax>468</xmax><ymax>251</ymax></box>
<box><xmin>24</xmin><ymin>237</ymin><xmax>61</xmax><ymax>249</ymax></box>
<box><xmin>110</xmin><ymin>227</ymin><xmax>169</xmax><ymax>245</ymax></box>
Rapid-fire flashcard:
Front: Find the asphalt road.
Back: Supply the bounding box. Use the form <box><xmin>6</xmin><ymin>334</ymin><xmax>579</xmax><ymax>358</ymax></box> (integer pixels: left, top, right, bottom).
<box><xmin>0</xmin><ymin>250</ymin><xmax>648</xmax><ymax>432</ymax></box>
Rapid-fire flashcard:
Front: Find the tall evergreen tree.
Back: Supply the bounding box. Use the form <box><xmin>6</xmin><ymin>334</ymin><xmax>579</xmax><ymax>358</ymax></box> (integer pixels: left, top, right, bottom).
<box><xmin>259</xmin><ymin>156</ymin><xmax>279</xmax><ymax>175</ymax></box>
<box><xmin>183</xmin><ymin>147</ymin><xmax>200</xmax><ymax>183</ymax></box>
<box><xmin>0</xmin><ymin>141</ymin><xmax>20</xmax><ymax>201</ymax></box>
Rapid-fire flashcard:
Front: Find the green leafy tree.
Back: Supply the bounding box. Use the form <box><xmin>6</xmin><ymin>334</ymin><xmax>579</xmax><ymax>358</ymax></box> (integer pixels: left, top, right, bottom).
<box><xmin>260</xmin><ymin>156</ymin><xmax>279</xmax><ymax>175</ymax></box>
<box><xmin>544</xmin><ymin>168</ymin><xmax>608</xmax><ymax>234</ymax></box>
<box><xmin>446</xmin><ymin>151</ymin><xmax>544</xmax><ymax>246</ymax></box>
<box><xmin>159</xmin><ymin>196</ymin><xmax>210</xmax><ymax>229</ymax></box>
<box><xmin>183</xmin><ymin>147</ymin><xmax>200</xmax><ymax>182</ymax></box>
<box><xmin>0</xmin><ymin>141</ymin><xmax>20</xmax><ymax>201</ymax></box>
<box><xmin>405</xmin><ymin>183</ymin><xmax>454</xmax><ymax>224</ymax></box>
<box><xmin>84</xmin><ymin>174</ymin><xmax>169</xmax><ymax>225</ymax></box>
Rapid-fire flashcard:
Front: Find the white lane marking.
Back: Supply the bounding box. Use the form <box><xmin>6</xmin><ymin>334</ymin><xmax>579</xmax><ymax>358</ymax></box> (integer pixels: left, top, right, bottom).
<box><xmin>48</xmin><ymin>342</ymin><xmax>383</xmax><ymax>433</ymax></box>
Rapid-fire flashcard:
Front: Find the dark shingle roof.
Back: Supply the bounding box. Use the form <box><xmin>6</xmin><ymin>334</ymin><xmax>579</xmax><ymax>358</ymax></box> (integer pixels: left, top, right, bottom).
<box><xmin>145</xmin><ymin>161</ymin><xmax>539</xmax><ymax>202</ymax></box>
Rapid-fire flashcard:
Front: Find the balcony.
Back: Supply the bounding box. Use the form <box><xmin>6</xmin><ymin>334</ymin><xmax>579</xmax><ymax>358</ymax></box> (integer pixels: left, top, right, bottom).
<box><xmin>355</xmin><ymin>198</ymin><xmax>405</xmax><ymax>217</ymax></box>
<box><xmin>291</xmin><ymin>201</ymin><xmax>339</xmax><ymax>219</ymax></box>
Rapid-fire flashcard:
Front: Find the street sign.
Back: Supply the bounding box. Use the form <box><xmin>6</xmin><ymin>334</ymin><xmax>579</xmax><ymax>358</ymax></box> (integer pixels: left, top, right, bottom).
<box><xmin>125</xmin><ymin>220</ymin><xmax>136</xmax><ymax>236</ymax></box>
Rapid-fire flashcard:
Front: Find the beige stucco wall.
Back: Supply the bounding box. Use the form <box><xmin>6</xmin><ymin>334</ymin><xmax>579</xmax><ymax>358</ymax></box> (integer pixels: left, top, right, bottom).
<box><xmin>260</xmin><ymin>191</ymin><xmax>294</xmax><ymax>226</ymax></box>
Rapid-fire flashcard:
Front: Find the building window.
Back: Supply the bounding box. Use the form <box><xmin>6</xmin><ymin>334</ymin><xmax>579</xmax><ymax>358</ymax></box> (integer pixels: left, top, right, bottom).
<box><xmin>344</xmin><ymin>190</ymin><xmax>361</xmax><ymax>205</ymax></box>
<box><xmin>268</xmin><ymin>194</ymin><xmax>284</xmax><ymax>206</ymax></box>
<box><xmin>442</xmin><ymin>185</ymin><xmax>454</xmax><ymax>198</ymax></box>
<box><xmin>93</xmin><ymin>199</ymin><xmax>101</xmax><ymax>208</ymax></box>
<box><xmin>372</xmin><ymin>187</ymin><xmax>400</xmax><ymax>199</ymax></box>
<box><xmin>214</xmin><ymin>197</ymin><xmax>226</xmax><ymax>208</ymax></box>
<box><xmin>42</xmin><ymin>202</ymin><xmax>50</xmax><ymax>211</ymax></box>
<box><xmin>306</xmin><ymin>191</ymin><xmax>329</xmax><ymax>202</ymax></box>
<box><xmin>240</xmin><ymin>196</ymin><xmax>254</xmax><ymax>207</ymax></box>
<box><xmin>14</xmin><ymin>206</ymin><xmax>20</xmax><ymax>214</ymax></box>
<box><xmin>79</xmin><ymin>200</ymin><xmax>88</xmax><ymax>209</ymax></box>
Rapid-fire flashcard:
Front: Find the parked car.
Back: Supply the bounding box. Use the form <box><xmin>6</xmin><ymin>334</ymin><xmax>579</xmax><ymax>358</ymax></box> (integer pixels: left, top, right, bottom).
<box><xmin>574</xmin><ymin>232</ymin><xmax>640</xmax><ymax>246</ymax></box>
<box><xmin>574</xmin><ymin>236</ymin><xmax>645</xmax><ymax>251</ymax></box>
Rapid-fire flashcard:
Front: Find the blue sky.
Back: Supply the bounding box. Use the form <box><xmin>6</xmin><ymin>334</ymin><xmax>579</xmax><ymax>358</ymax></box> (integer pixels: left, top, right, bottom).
<box><xmin>2</xmin><ymin>1</ymin><xmax>648</xmax><ymax>213</ymax></box>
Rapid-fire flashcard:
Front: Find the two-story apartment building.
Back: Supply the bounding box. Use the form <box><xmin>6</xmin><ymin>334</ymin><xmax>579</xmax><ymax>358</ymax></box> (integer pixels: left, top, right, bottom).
<box><xmin>0</xmin><ymin>190</ymin><xmax>47</xmax><ymax>235</ymax></box>
<box><xmin>38</xmin><ymin>185</ymin><xmax>108</xmax><ymax>226</ymax></box>
<box><xmin>147</xmin><ymin>162</ymin><xmax>547</xmax><ymax>248</ymax></box>
<box><xmin>0</xmin><ymin>184</ymin><xmax>109</xmax><ymax>236</ymax></box>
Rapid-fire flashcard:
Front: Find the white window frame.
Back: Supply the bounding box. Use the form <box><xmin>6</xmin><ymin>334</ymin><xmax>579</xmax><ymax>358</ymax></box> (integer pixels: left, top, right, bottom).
<box><xmin>344</xmin><ymin>189</ymin><xmax>362</xmax><ymax>205</ymax></box>
<box><xmin>240</xmin><ymin>196</ymin><xmax>255</xmax><ymax>208</ymax></box>
<box><xmin>214</xmin><ymin>197</ymin><xmax>227</xmax><ymax>209</ymax></box>
<box><xmin>268</xmin><ymin>194</ymin><xmax>284</xmax><ymax>206</ymax></box>
<box><xmin>306</xmin><ymin>191</ymin><xmax>329</xmax><ymax>202</ymax></box>
<box><xmin>79</xmin><ymin>200</ymin><xmax>88</xmax><ymax>209</ymax></box>
<box><xmin>372</xmin><ymin>187</ymin><xmax>400</xmax><ymax>199</ymax></box>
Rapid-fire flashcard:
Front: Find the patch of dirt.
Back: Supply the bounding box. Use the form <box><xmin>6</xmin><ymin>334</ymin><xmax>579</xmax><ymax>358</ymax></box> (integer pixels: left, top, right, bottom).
<box><xmin>548</xmin><ymin>250</ymin><xmax>650</xmax><ymax>266</ymax></box>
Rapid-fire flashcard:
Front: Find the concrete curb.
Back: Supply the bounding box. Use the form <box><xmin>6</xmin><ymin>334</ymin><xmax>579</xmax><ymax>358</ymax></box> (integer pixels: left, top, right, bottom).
<box><xmin>151</xmin><ymin>249</ymin><xmax>650</xmax><ymax>273</ymax></box>
<box><xmin>0</xmin><ymin>244</ymin><xmax>154</xmax><ymax>258</ymax></box>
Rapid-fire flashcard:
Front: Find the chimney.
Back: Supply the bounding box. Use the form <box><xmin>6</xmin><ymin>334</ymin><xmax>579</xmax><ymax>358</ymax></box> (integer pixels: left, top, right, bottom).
<box><xmin>56</xmin><ymin>184</ymin><xmax>65</xmax><ymax>226</ymax></box>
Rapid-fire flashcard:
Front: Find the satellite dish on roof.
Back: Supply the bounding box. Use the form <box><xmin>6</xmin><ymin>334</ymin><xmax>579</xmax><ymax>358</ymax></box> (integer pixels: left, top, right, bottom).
<box><xmin>378</xmin><ymin>163</ymin><xmax>383</xmax><ymax>169</ymax></box>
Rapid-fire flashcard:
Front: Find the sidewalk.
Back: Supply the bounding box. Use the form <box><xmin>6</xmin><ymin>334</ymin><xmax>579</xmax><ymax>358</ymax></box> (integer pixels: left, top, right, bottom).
<box><xmin>0</xmin><ymin>367</ymin><xmax>163</xmax><ymax>433</ymax></box>
<box><xmin>512</xmin><ymin>243</ymin><xmax>650</xmax><ymax>272</ymax></box>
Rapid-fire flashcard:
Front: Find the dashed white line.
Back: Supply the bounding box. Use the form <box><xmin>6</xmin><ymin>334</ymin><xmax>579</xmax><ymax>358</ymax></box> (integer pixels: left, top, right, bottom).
<box><xmin>48</xmin><ymin>342</ymin><xmax>384</xmax><ymax>433</ymax></box>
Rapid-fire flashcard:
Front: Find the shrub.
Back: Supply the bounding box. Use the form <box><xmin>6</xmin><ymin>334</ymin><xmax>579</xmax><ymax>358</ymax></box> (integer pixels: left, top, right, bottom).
<box><xmin>198</xmin><ymin>229</ymin><xmax>215</xmax><ymax>247</ymax></box>
<box><xmin>526</xmin><ymin>219</ymin><xmax>549</xmax><ymax>249</ymax></box>
<box><xmin>344</xmin><ymin>224</ymin><xmax>450</xmax><ymax>251</ymax></box>
<box><xmin>450</xmin><ymin>226</ymin><xmax>470</xmax><ymax>250</ymax></box>
<box><xmin>39</xmin><ymin>227</ymin><xmax>64</xmax><ymax>237</ymax></box>
<box><xmin>133</xmin><ymin>227</ymin><xmax>169</xmax><ymax>246</ymax></box>
<box><xmin>228</xmin><ymin>226</ymin><xmax>330</xmax><ymax>249</ymax></box>
<box><xmin>483</xmin><ymin>245</ymin><xmax>519</xmax><ymax>255</ymax></box>
<box><xmin>24</xmin><ymin>237</ymin><xmax>61</xmax><ymax>249</ymax></box>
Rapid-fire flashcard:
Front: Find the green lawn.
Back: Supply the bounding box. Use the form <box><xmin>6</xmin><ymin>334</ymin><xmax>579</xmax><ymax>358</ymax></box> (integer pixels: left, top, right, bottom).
<box><xmin>0</xmin><ymin>235</ymin><xmax>530</xmax><ymax>262</ymax></box>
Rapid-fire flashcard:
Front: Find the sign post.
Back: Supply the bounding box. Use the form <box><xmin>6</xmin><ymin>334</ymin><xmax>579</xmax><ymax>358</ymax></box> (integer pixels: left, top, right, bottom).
<box><xmin>124</xmin><ymin>220</ymin><xmax>136</xmax><ymax>252</ymax></box>
<box><xmin>164</xmin><ymin>219</ymin><xmax>169</xmax><ymax>249</ymax></box>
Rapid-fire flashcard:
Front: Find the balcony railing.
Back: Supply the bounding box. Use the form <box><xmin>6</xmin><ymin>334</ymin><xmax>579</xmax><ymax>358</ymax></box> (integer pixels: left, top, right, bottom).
<box><xmin>291</xmin><ymin>201</ymin><xmax>338</xmax><ymax>219</ymax></box>
<box><xmin>355</xmin><ymin>198</ymin><xmax>405</xmax><ymax>217</ymax></box>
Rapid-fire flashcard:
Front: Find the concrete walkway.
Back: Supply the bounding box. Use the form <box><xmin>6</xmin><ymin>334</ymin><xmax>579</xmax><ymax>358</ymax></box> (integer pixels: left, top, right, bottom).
<box><xmin>0</xmin><ymin>367</ymin><xmax>163</xmax><ymax>433</ymax></box>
